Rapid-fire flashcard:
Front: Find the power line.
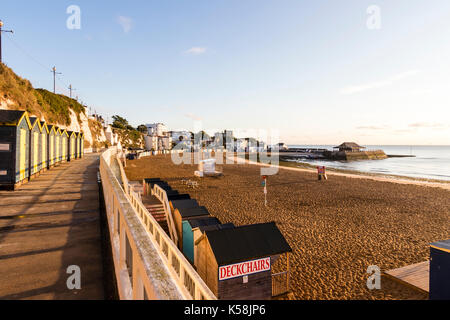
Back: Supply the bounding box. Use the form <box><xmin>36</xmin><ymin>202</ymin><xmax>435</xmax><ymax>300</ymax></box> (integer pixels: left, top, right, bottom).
<box><xmin>3</xmin><ymin>30</ymin><xmax>83</xmax><ymax>101</ymax></box>
<box><xmin>3</xmin><ymin>32</ymin><xmax>49</xmax><ymax>72</ymax></box>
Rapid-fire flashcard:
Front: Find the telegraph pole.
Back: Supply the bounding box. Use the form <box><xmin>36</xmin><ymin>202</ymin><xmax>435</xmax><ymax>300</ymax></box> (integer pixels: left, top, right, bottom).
<box><xmin>51</xmin><ymin>66</ymin><xmax>62</xmax><ymax>93</ymax></box>
<box><xmin>0</xmin><ymin>20</ymin><xmax>14</xmax><ymax>64</ymax></box>
<box><xmin>68</xmin><ymin>84</ymin><xmax>76</xmax><ymax>99</ymax></box>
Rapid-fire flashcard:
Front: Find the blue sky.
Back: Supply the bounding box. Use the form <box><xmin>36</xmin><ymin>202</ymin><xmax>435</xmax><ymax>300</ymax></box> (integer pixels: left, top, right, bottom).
<box><xmin>2</xmin><ymin>0</ymin><xmax>450</xmax><ymax>144</ymax></box>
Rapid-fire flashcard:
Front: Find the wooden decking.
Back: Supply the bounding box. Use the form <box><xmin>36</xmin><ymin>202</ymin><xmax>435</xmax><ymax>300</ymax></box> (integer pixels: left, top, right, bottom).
<box><xmin>384</xmin><ymin>261</ymin><xmax>429</xmax><ymax>294</ymax></box>
<box><xmin>0</xmin><ymin>154</ymin><xmax>104</xmax><ymax>300</ymax></box>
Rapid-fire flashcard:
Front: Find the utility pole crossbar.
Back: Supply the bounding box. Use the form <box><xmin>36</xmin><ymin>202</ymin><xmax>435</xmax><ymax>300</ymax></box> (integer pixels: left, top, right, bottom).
<box><xmin>68</xmin><ymin>84</ymin><xmax>76</xmax><ymax>99</ymax></box>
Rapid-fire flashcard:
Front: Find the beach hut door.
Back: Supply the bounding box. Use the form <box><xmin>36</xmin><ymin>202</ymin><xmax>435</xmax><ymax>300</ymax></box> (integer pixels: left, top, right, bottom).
<box><xmin>33</xmin><ymin>132</ymin><xmax>39</xmax><ymax>172</ymax></box>
<box><xmin>19</xmin><ymin>128</ymin><xmax>26</xmax><ymax>180</ymax></box>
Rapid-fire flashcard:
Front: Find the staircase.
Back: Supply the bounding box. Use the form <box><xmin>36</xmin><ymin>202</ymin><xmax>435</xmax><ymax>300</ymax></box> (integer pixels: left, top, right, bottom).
<box><xmin>129</xmin><ymin>180</ymin><xmax>171</xmax><ymax>236</ymax></box>
<box><xmin>142</xmin><ymin>196</ymin><xmax>170</xmax><ymax>235</ymax></box>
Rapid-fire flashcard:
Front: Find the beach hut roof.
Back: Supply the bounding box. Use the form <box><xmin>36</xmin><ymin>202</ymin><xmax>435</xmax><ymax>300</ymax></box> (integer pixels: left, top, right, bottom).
<box><xmin>39</xmin><ymin>121</ymin><xmax>49</xmax><ymax>133</ymax></box>
<box><xmin>198</xmin><ymin>223</ymin><xmax>235</xmax><ymax>233</ymax></box>
<box><xmin>47</xmin><ymin>125</ymin><xmax>57</xmax><ymax>134</ymax></box>
<box><xmin>171</xmin><ymin>199</ymin><xmax>199</xmax><ymax>210</ymax></box>
<box><xmin>28</xmin><ymin>116</ymin><xmax>41</xmax><ymax>130</ymax></box>
<box><xmin>177</xmin><ymin>206</ymin><xmax>210</xmax><ymax>218</ymax></box>
<box><xmin>0</xmin><ymin>110</ymin><xmax>30</xmax><ymax>127</ymax></box>
<box><xmin>431</xmin><ymin>239</ymin><xmax>450</xmax><ymax>252</ymax></box>
<box><xmin>205</xmin><ymin>222</ymin><xmax>292</xmax><ymax>265</ymax></box>
<box><xmin>188</xmin><ymin>216</ymin><xmax>221</xmax><ymax>229</ymax></box>
<box><xmin>0</xmin><ymin>110</ymin><xmax>32</xmax><ymax>128</ymax></box>
<box><xmin>334</xmin><ymin>142</ymin><xmax>365</xmax><ymax>149</ymax></box>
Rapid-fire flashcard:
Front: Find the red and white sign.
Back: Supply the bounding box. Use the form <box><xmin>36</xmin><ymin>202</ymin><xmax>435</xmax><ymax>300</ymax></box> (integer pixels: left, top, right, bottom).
<box><xmin>219</xmin><ymin>257</ymin><xmax>271</xmax><ymax>281</ymax></box>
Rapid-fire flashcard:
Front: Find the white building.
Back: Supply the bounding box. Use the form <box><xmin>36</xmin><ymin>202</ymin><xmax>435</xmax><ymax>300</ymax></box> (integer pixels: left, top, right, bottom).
<box><xmin>144</xmin><ymin>135</ymin><xmax>159</xmax><ymax>151</ymax></box>
<box><xmin>104</xmin><ymin>125</ymin><xmax>119</xmax><ymax>146</ymax></box>
<box><xmin>146</xmin><ymin>123</ymin><xmax>168</xmax><ymax>137</ymax></box>
<box><xmin>159</xmin><ymin>136</ymin><xmax>172</xmax><ymax>150</ymax></box>
<box><xmin>170</xmin><ymin>131</ymin><xmax>191</xmax><ymax>143</ymax></box>
<box><xmin>144</xmin><ymin>135</ymin><xmax>172</xmax><ymax>151</ymax></box>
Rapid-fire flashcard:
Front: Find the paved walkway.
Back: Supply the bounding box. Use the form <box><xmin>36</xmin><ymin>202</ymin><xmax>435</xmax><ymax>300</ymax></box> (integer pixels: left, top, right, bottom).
<box><xmin>0</xmin><ymin>154</ymin><xmax>104</xmax><ymax>300</ymax></box>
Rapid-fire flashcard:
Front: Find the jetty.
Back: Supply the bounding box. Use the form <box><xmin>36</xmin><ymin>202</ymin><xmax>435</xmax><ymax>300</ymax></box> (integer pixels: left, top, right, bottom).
<box><xmin>275</xmin><ymin>142</ymin><xmax>388</xmax><ymax>161</ymax></box>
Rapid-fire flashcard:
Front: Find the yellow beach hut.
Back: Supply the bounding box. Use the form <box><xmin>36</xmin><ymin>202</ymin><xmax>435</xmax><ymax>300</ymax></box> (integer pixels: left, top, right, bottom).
<box><xmin>39</xmin><ymin>121</ymin><xmax>49</xmax><ymax>172</ymax></box>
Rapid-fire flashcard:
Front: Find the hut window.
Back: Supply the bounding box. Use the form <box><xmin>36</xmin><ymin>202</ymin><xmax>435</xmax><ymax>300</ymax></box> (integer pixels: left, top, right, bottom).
<box><xmin>0</xmin><ymin>143</ymin><xmax>10</xmax><ymax>151</ymax></box>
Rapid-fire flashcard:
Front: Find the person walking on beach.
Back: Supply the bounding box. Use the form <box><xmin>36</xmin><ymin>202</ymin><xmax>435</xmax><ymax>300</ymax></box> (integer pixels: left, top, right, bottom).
<box><xmin>318</xmin><ymin>166</ymin><xmax>328</xmax><ymax>181</ymax></box>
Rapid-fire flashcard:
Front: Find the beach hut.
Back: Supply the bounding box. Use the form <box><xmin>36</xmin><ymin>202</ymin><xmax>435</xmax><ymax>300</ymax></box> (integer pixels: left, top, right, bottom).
<box><xmin>55</xmin><ymin>127</ymin><xmax>62</xmax><ymax>164</ymax></box>
<box><xmin>75</xmin><ymin>132</ymin><xmax>82</xmax><ymax>159</ymax></box>
<box><xmin>173</xmin><ymin>206</ymin><xmax>210</xmax><ymax>249</ymax></box>
<box><xmin>60</xmin><ymin>129</ymin><xmax>69</xmax><ymax>163</ymax></box>
<box><xmin>0</xmin><ymin>110</ymin><xmax>32</xmax><ymax>189</ymax></box>
<box><xmin>195</xmin><ymin>222</ymin><xmax>292</xmax><ymax>300</ymax></box>
<box><xmin>79</xmin><ymin>132</ymin><xmax>84</xmax><ymax>158</ymax></box>
<box><xmin>167</xmin><ymin>193</ymin><xmax>191</xmax><ymax>201</ymax></box>
<box><xmin>169</xmin><ymin>199</ymin><xmax>199</xmax><ymax>215</ymax></box>
<box><xmin>47</xmin><ymin>125</ymin><xmax>57</xmax><ymax>168</ymax></box>
<box><xmin>39</xmin><ymin>121</ymin><xmax>48</xmax><ymax>172</ymax></box>
<box><xmin>28</xmin><ymin>117</ymin><xmax>42</xmax><ymax>179</ymax></box>
<box><xmin>182</xmin><ymin>216</ymin><xmax>222</xmax><ymax>263</ymax></box>
<box><xmin>68</xmin><ymin>131</ymin><xmax>77</xmax><ymax>161</ymax></box>
<box><xmin>429</xmin><ymin>239</ymin><xmax>450</xmax><ymax>300</ymax></box>
<box><xmin>193</xmin><ymin>223</ymin><xmax>235</xmax><ymax>269</ymax></box>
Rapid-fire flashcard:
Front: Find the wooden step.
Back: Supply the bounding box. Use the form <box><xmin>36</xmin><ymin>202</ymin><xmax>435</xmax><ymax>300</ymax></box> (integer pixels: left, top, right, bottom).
<box><xmin>146</xmin><ymin>204</ymin><xmax>164</xmax><ymax>209</ymax></box>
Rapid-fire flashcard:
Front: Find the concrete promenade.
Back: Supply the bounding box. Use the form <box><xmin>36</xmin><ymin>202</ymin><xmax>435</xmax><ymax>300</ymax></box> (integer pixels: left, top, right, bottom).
<box><xmin>0</xmin><ymin>154</ymin><xmax>104</xmax><ymax>299</ymax></box>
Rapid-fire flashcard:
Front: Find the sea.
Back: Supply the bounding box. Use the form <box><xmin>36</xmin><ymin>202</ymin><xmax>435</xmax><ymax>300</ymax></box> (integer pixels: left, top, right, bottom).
<box><xmin>287</xmin><ymin>145</ymin><xmax>450</xmax><ymax>181</ymax></box>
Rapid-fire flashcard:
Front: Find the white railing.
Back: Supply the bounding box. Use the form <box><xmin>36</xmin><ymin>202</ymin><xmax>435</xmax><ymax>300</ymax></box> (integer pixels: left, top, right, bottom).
<box><xmin>152</xmin><ymin>184</ymin><xmax>179</xmax><ymax>245</ymax></box>
<box><xmin>136</xmin><ymin>151</ymin><xmax>152</xmax><ymax>159</ymax></box>
<box><xmin>100</xmin><ymin>147</ymin><xmax>216</xmax><ymax>300</ymax></box>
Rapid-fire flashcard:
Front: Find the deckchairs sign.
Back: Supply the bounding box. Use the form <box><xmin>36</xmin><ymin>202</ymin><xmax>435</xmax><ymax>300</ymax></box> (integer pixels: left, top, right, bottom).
<box><xmin>219</xmin><ymin>257</ymin><xmax>271</xmax><ymax>281</ymax></box>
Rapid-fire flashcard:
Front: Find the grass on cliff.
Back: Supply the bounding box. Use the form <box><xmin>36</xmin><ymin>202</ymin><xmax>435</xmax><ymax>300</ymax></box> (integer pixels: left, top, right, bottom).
<box><xmin>0</xmin><ymin>63</ymin><xmax>86</xmax><ymax>126</ymax></box>
<box><xmin>113</xmin><ymin>127</ymin><xmax>144</xmax><ymax>149</ymax></box>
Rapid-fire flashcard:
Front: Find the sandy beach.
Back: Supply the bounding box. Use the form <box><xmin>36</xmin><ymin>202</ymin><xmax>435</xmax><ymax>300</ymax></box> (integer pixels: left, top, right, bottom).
<box><xmin>125</xmin><ymin>154</ymin><xmax>450</xmax><ymax>300</ymax></box>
